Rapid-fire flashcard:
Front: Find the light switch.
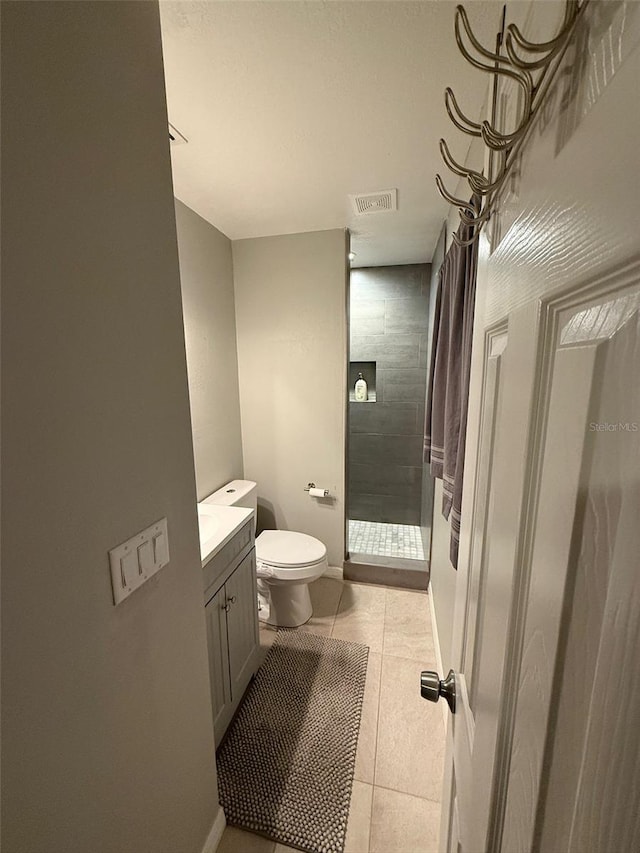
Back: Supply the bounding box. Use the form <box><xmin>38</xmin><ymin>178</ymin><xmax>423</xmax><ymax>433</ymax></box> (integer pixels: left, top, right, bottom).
<box><xmin>153</xmin><ymin>532</ymin><xmax>169</xmax><ymax>567</ymax></box>
<box><xmin>120</xmin><ymin>550</ymin><xmax>138</xmax><ymax>588</ymax></box>
<box><xmin>137</xmin><ymin>540</ymin><xmax>154</xmax><ymax>575</ymax></box>
<box><xmin>109</xmin><ymin>517</ymin><xmax>170</xmax><ymax>605</ymax></box>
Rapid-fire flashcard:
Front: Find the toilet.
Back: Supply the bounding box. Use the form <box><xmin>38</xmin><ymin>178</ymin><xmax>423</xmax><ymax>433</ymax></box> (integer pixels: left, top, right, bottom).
<box><xmin>203</xmin><ymin>480</ymin><xmax>328</xmax><ymax>627</ymax></box>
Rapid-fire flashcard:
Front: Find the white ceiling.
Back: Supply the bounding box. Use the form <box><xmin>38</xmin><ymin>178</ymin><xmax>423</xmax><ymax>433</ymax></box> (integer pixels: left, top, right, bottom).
<box><xmin>160</xmin><ymin>1</ymin><xmax>502</xmax><ymax>267</ymax></box>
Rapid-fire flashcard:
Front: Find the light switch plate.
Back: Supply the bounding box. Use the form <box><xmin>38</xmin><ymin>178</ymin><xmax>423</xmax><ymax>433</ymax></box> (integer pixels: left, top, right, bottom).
<box><xmin>109</xmin><ymin>517</ymin><xmax>170</xmax><ymax>605</ymax></box>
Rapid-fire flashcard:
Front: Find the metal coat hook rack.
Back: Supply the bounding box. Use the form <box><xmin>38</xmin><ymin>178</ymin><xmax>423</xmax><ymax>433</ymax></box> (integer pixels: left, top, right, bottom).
<box><xmin>436</xmin><ymin>0</ymin><xmax>589</xmax><ymax>246</ymax></box>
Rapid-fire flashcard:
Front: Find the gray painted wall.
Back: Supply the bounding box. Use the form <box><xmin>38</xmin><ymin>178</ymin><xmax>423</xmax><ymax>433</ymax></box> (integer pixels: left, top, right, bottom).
<box><xmin>175</xmin><ymin>200</ymin><xmax>244</xmax><ymax>499</ymax></box>
<box><xmin>349</xmin><ymin>265</ymin><xmax>432</xmax><ymax>525</ymax></box>
<box><xmin>233</xmin><ymin>230</ymin><xmax>348</xmax><ymax>566</ymax></box>
<box><xmin>1</xmin><ymin>3</ymin><xmax>220</xmax><ymax>851</ymax></box>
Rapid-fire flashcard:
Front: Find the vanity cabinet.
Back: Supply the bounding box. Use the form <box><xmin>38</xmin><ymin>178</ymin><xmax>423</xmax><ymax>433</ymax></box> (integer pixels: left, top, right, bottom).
<box><xmin>203</xmin><ymin>519</ymin><xmax>260</xmax><ymax>745</ymax></box>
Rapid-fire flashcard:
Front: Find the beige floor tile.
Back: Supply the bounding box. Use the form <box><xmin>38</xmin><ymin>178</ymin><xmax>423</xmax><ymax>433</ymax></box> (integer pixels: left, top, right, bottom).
<box><xmin>375</xmin><ymin>655</ymin><xmax>446</xmax><ymax>801</ymax></box>
<box><xmin>273</xmin><ymin>846</ymin><xmax>300</xmax><ymax>853</ymax></box>
<box><xmin>345</xmin><ymin>781</ymin><xmax>374</xmax><ymax>853</ymax></box>
<box><xmin>331</xmin><ymin>583</ymin><xmax>386</xmax><ymax>653</ymax></box>
<box><xmin>354</xmin><ymin>652</ymin><xmax>382</xmax><ymax>784</ymax></box>
<box><xmin>218</xmin><ymin>826</ymin><xmax>275</xmax><ymax>853</ymax></box>
<box><xmin>298</xmin><ymin>575</ymin><xmax>344</xmax><ymax>637</ymax></box>
<box><xmin>383</xmin><ymin>589</ymin><xmax>436</xmax><ymax>663</ymax></box>
<box><xmin>370</xmin><ymin>787</ymin><xmax>440</xmax><ymax>853</ymax></box>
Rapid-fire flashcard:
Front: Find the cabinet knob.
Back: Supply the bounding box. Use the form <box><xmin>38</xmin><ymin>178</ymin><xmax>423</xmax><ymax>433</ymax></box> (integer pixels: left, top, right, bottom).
<box><xmin>222</xmin><ymin>602</ymin><xmax>231</xmax><ymax>612</ymax></box>
<box><xmin>228</xmin><ymin>595</ymin><xmax>237</xmax><ymax>605</ymax></box>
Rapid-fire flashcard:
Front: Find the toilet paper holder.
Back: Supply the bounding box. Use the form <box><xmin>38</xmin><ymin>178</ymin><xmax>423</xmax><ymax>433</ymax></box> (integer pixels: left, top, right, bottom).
<box><xmin>304</xmin><ymin>482</ymin><xmax>330</xmax><ymax>497</ymax></box>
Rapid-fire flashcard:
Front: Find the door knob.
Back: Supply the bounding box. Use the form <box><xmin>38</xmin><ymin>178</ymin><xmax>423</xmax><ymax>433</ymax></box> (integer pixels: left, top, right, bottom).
<box><xmin>420</xmin><ymin>669</ymin><xmax>456</xmax><ymax>713</ymax></box>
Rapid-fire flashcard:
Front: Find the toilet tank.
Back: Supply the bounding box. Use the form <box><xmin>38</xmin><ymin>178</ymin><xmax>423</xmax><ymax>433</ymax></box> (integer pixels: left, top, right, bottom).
<box><xmin>203</xmin><ymin>479</ymin><xmax>258</xmax><ymax>514</ymax></box>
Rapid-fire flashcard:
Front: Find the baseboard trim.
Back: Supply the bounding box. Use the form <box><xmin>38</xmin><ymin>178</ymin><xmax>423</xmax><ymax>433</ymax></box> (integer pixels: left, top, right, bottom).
<box><xmin>428</xmin><ymin>581</ymin><xmax>448</xmax><ymax>729</ymax></box>
<box><xmin>201</xmin><ymin>806</ymin><xmax>226</xmax><ymax>853</ymax></box>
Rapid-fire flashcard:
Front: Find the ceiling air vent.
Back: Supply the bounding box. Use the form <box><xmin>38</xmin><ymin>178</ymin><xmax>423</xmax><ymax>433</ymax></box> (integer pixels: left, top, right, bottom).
<box><xmin>168</xmin><ymin>122</ymin><xmax>188</xmax><ymax>146</ymax></box>
<box><xmin>350</xmin><ymin>189</ymin><xmax>397</xmax><ymax>216</ymax></box>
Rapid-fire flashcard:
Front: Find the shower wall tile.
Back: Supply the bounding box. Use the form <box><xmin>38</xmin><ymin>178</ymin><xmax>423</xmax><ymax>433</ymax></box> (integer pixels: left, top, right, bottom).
<box><xmin>349</xmin><ymin>434</ymin><xmax>423</xmax><ymax>467</ymax></box>
<box><xmin>352</xmin><ymin>333</ymin><xmax>423</xmax><ymax>351</ymax></box>
<box><xmin>350</xmin><ymin>317</ymin><xmax>385</xmax><ymax>337</ymax></box>
<box><xmin>351</xmin><ymin>265</ymin><xmax>427</xmax><ymax>301</ymax></box>
<box><xmin>350</xmin><ymin>463</ymin><xmax>422</xmax><ymax>498</ymax></box>
<box><xmin>349</xmin><ymin>402</ymin><xmax>418</xmax><ymax>435</ymax></box>
<box><xmin>384</xmin><ymin>298</ymin><xmax>430</xmax><ymax>334</ymax></box>
<box><xmin>350</xmin><ymin>299</ymin><xmax>386</xmax><ymax>319</ymax></box>
<box><xmin>381</xmin><ymin>368</ymin><xmax>428</xmax><ymax>386</ymax></box>
<box><xmin>350</xmin><ymin>339</ymin><xmax>420</xmax><ymax>369</ymax></box>
<box><xmin>419</xmin><ymin>338</ymin><xmax>430</xmax><ymax>369</ymax></box>
<box><xmin>349</xmin><ymin>493</ymin><xmax>422</xmax><ymax>526</ymax></box>
<box><xmin>380</xmin><ymin>373</ymin><xmax>427</xmax><ymax>403</ymax></box>
<box><xmin>379</xmin><ymin>368</ymin><xmax>427</xmax><ymax>405</ymax></box>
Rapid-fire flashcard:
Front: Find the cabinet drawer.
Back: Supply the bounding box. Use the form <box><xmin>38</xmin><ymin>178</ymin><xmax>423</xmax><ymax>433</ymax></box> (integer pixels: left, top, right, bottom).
<box><xmin>203</xmin><ymin>519</ymin><xmax>253</xmax><ymax>603</ymax></box>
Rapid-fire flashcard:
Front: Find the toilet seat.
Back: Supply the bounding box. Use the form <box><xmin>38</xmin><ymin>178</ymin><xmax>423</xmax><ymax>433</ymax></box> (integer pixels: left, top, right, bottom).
<box><xmin>256</xmin><ymin>530</ymin><xmax>327</xmax><ymax>581</ymax></box>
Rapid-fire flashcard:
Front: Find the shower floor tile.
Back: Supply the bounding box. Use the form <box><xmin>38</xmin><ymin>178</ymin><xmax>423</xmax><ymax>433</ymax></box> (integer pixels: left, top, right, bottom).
<box><xmin>348</xmin><ymin>520</ymin><xmax>425</xmax><ymax>561</ymax></box>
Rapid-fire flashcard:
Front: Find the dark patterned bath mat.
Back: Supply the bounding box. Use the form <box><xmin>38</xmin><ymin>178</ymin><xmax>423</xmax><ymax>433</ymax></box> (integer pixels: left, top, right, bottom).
<box><xmin>216</xmin><ymin>630</ymin><xmax>369</xmax><ymax>853</ymax></box>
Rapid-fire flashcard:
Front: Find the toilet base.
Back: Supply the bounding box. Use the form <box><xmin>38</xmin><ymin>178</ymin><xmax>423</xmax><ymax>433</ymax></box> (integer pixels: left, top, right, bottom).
<box><xmin>258</xmin><ymin>581</ymin><xmax>313</xmax><ymax>628</ymax></box>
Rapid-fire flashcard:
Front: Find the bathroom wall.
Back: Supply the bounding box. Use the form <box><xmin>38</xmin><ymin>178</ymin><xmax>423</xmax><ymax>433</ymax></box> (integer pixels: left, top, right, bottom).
<box><xmin>1</xmin><ymin>3</ymin><xmax>221</xmax><ymax>852</ymax></box>
<box><xmin>349</xmin><ymin>264</ymin><xmax>431</xmax><ymax>526</ymax></box>
<box><xmin>233</xmin><ymin>229</ymin><xmax>348</xmax><ymax>566</ymax></box>
<box><xmin>175</xmin><ymin>199</ymin><xmax>244</xmax><ymax>499</ymax></box>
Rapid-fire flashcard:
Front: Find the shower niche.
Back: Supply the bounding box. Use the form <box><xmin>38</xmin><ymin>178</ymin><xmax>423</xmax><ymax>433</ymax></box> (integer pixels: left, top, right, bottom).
<box><xmin>348</xmin><ymin>361</ymin><xmax>376</xmax><ymax>402</ymax></box>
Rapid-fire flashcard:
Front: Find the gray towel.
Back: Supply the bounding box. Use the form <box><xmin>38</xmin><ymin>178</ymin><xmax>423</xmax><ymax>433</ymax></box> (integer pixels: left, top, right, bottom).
<box><xmin>424</xmin><ymin>206</ymin><xmax>478</xmax><ymax>567</ymax></box>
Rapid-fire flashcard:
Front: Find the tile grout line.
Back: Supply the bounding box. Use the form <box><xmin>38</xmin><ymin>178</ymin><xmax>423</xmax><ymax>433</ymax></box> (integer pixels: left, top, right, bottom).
<box><xmin>371</xmin><ymin>780</ymin><xmax>443</xmax><ymax>806</ymax></box>
<box><xmin>374</xmin><ymin>785</ymin><xmax>442</xmax><ymax>806</ymax></box>
<box><xmin>327</xmin><ymin>581</ymin><xmax>341</xmax><ymax>636</ymax></box>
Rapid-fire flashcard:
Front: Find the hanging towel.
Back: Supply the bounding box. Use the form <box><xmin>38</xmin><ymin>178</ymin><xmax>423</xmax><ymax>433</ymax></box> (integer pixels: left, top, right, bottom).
<box><xmin>424</xmin><ymin>204</ymin><xmax>479</xmax><ymax>568</ymax></box>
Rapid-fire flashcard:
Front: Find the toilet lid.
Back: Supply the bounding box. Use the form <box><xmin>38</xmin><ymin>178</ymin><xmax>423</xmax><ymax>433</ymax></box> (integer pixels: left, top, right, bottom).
<box><xmin>256</xmin><ymin>530</ymin><xmax>327</xmax><ymax>568</ymax></box>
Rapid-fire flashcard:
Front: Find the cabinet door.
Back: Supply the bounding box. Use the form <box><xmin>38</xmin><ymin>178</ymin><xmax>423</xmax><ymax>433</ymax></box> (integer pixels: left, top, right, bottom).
<box><xmin>225</xmin><ymin>549</ymin><xmax>260</xmax><ymax>702</ymax></box>
<box><xmin>204</xmin><ymin>586</ymin><xmax>231</xmax><ymax>744</ymax></box>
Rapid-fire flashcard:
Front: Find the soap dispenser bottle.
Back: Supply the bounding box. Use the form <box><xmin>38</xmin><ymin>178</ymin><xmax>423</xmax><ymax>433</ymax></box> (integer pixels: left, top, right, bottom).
<box><xmin>354</xmin><ymin>372</ymin><xmax>368</xmax><ymax>402</ymax></box>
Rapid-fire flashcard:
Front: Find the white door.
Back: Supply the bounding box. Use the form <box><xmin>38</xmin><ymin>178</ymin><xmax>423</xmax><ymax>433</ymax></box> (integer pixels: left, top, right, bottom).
<box><xmin>434</xmin><ymin>3</ymin><xmax>640</xmax><ymax>851</ymax></box>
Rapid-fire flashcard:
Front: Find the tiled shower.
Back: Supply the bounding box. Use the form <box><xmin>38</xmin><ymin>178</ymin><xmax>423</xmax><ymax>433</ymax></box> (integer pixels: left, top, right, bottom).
<box><xmin>347</xmin><ymin>264</ymin><xmax>433</xmax><ymax>565</ymax></box>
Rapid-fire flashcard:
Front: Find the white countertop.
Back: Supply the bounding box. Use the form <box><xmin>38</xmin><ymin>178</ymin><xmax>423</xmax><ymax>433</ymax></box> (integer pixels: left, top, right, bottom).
<box><xmin>197</xmin><ymin>503</ymin><xmax>253</xmax><ymax>566</ymax></box>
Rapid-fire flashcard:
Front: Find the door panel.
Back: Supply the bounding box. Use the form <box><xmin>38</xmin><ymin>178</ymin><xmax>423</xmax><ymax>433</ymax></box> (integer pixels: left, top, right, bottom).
<box><xmin>226</xmin><ymin>549</ymin><xmax>260</xmax><ymax>701</ymax></box>
<box><xmin>204</xmin><ymin>586</ymin><xmax>231</xmax><ymax>744</ymax></box>
<box><xmin>508</xmin><ymin>283</ymin><xmax>640</xmax><ymax>853</ymax></box>
<box><xmin>445</xmin><ymin>304</ymin><xmax>543</xmax><ymax>852</ymax></box>
<box><xmin>500</xmin><ymin>326</ymin><xmax>600</xmax><ymax>851</ymax></box>
<box><xmin>462</xmin><ymin>326</ymin><xmax>507</xmax><ymax>713</ymax></box>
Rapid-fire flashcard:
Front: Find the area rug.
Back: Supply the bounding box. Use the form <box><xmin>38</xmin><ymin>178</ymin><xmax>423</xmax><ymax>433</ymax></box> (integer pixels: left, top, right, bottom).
<box><xmin>216</xmin><ymin>630</ymin><xmax>369</xmax><ymax>853</ymax></box>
